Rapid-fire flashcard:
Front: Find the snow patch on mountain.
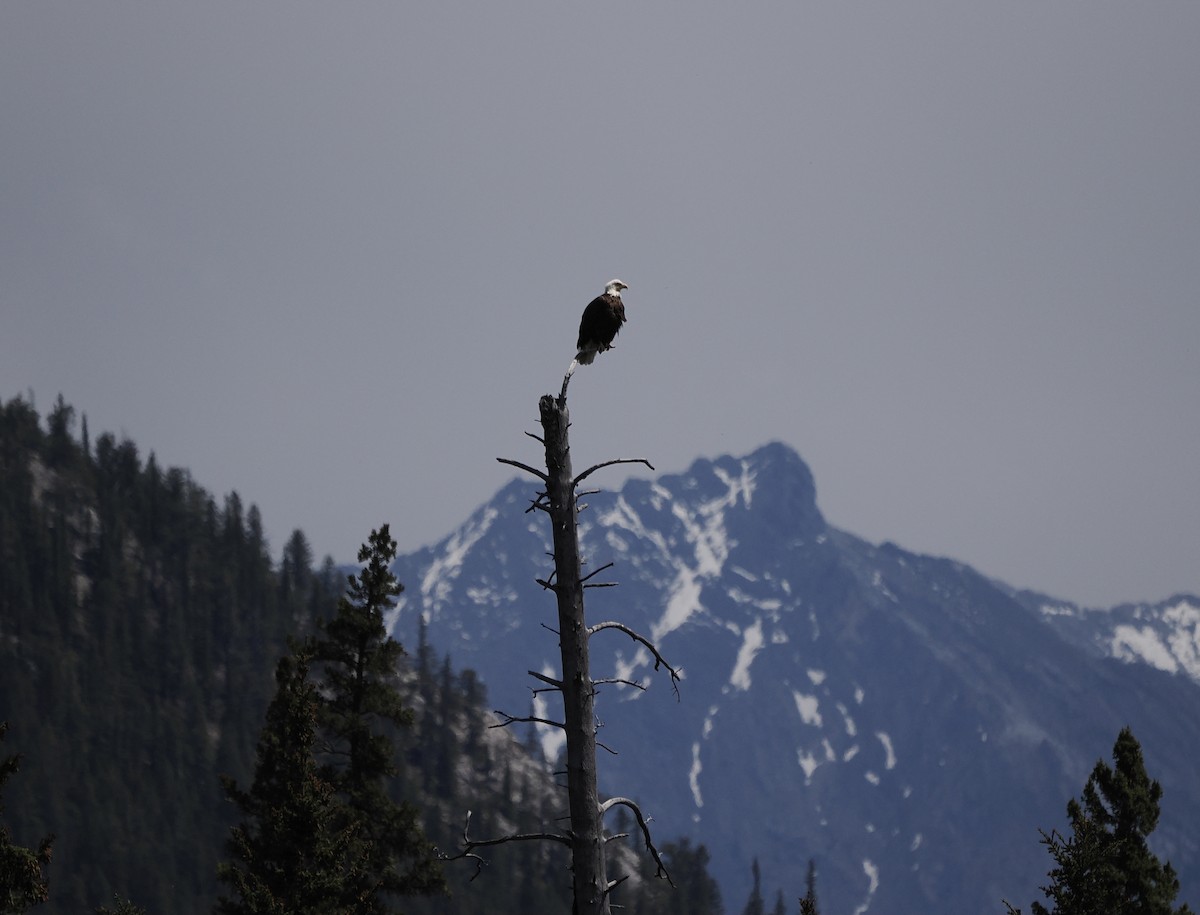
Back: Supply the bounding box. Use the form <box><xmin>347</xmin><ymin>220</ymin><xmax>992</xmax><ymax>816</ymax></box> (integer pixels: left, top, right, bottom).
<box><xmin>689</xmin><ymin>741</ymin><xmax>704</xmax><ymax>808</ymax></box>
<box><xmin>726</xmin><ymin>586</ymin><xmax>782</xmax><ymax>613</ymax></box>
<box><xmin>1112</xmin><ymin>625</ymin><xmax>1180</xmax><ymax>674</ymax></box>
<box><xmin>531</xmin><ymin>663</ymin><xmax>566</xmax><ymax>762</ymax></box>
<box><xmin>1036</xmin><ymin>595</ymin><xmax>1200</xmax><ymax>685</ymax></box>
<box><xmin>837</xmin><ymin>702</ymin><xmax>858</xmax><ymax>737</ymax></box>
<box><xmin>798</xmin><ymin>749</ymin><xmax>819</xmax><ymax>780</ymax></box>
<box><xmin>876</xmin><ymin>731</ymin><xmax>897</xmax><ymax>770</ymax></box>
<box><xmin>729</xmin><ymin>618</ymin><xmax>764</xmax><ymax>690</ymax></box>
<box><xmin>668</xmin><ymin>459</ymin><xmax>756</xmax><ymax>578</ymax></box>
<box><xmin>853</xmin><ymin>859</ymin><xmax>880</xmax><ymax>915</ymax></box>
<box><xmin>1111</xmin><ymin>600</ymin><xmax>1200</xmax><ymax>680</ymax></box>
<box><xmin>612</xmin><ymin>645</ymin><xmax>652</xmax><ymax>692</ymax></box>
<box><xmin>649</xmin><ymin>482</ymin><xmax>672</xmax><ymax>511</ymax></box>
<box><xmin>671</xmin><ymin>500</ymin><xmax>728</xmax><ymax>577</ymax></box>
<box><xmin>657</xmin><ymin>567</ymin><xmax>702</xmax><ymax>641</ymax></box>
<box><xmin>419</xmin><ymin>506</ymin><xmax>497</xmax><ymax>609</ymax></box>
<box><xmin>597</xmin><ymin>495</ymin><xmax>670</xmax><ymax>557</ymax></box>
<box><xmin>793</xmin><ymin>691</ymin><xmax>822</xmax><ymax>727</ymax></box>
<box><xmin>465</xmin><ymin>584</ymin><xmax>518</xmax><ymax>608</ymax></box>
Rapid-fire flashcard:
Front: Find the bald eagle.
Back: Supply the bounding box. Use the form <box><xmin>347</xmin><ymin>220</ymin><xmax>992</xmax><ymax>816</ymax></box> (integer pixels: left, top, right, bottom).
<box><xmin>575</xmin><ymin>279</ymin><xmax>628</xmax><ymax>365</ymax></box>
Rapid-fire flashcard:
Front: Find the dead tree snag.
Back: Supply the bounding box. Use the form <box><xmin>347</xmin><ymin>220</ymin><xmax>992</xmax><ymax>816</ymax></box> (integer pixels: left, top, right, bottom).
<box><xmin>472</xmin><ymin>390</ymin><xmax>677</xmax><ymax>914</ymax></box>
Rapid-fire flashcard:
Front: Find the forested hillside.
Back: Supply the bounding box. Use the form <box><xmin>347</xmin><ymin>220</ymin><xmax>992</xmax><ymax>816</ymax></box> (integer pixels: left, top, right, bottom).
<box><xmin>0</xmin><ymin>396</ymin><xmax>720</xmax><ymax>914</ymax></box>
<box><xmin>0</xmin><ymin>395</ymin><xmax>344</xmax><ymax>911</ymax></box>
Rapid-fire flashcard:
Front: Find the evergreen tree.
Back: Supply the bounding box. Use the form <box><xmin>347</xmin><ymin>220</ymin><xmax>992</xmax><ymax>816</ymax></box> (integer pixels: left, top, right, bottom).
<box><xmin>770</xmin><ymin>889</ymin><xmax>786</xmax><ymax>915</ymax></box>
<box><xmin>307</xmin><ymin>526</ymin><xmax>445</xmax><ymax>911</ymax></box>
<box><xmin>96</xmin><ymin>896</ymin><xmax>147</xmax><ymax>914</ymax></box>
<box><xmin>0</xmin><ymin>722</ymin><xmax>53</xmax><ymax>914</ymax></box>
<box><xmin>798</xmin><ymin>859</ymin><xmax>819</xmax><ymax>915</ymax></box>
<box><xmin>279</xmin><ymin>530</ymin><xmax>314</xmax><ymax>612</ymax></box>
<box><xmin>1007</xmin><ymin>727</ymin><xmax>1192</xmax><ymax>915</ymax></box>
<box><xmin>216</xmin><ymin>648</ymin><xmax>363</xmax><ymax>914</ymax></box>
<box><xmin>629</xmin><ymin>838</ymin><xmax>722</xmax><ymax>915</ymax></box>
<box><xmin>741</xmin><ymin>858</ymin><xmax>765</xmax><ymax>915</ymax></box>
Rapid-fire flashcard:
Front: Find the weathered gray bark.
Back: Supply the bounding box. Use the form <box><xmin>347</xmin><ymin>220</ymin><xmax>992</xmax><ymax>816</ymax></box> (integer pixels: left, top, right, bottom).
<box><xmin>538</xmin><ymin>392</ymin><xmax>609</xmax><ymax>915</ymax></box>
<box><xmin>480</xmin><ymin>386</ymin><xmax>677</xmax><ymax>912</ymax></box>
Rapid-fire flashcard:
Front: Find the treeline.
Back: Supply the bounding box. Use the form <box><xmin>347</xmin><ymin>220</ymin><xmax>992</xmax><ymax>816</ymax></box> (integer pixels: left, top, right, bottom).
<box><xmin>0</xmin><ymin>395</ymin><xmax>344</xmax><ymax>911</ymax></box>
<box><xmin>0</xmin><ymin>396</ymin><xmax>726</xmax><ymax>914</ymax></box>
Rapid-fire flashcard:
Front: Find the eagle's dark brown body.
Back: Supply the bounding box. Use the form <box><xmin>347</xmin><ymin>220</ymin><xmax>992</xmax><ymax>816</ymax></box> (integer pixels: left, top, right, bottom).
<box><xmin>575</xmin><ymin>292</ymin><xmax>626</xmax><ymax>365</ymax></box>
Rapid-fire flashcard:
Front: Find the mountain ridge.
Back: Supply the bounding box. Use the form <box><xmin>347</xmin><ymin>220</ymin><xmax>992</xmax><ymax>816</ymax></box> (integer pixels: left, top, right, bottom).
<box><xmin>390</xmin><ymin>440</ymin><xmax>1200</xmax><ymax>914</ymax></box>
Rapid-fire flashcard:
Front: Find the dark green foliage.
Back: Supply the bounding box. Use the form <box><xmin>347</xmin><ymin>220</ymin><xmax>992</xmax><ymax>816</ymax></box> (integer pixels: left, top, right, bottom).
<box><xmin>305</xmin><ymin>526</ymin><xmax>445</xmax><ymax>910</ymax></box>
<box><xmin>0</xmin><ymin>397</ymin><xmax>710</xmax><ymax>914</ymax></box>
<box><xmin>1</xmin><ymin>723</ymin><xmax>53</xmax><ymax>913</ymax></box>
<box><xmin>627</xmin><ymin>839</ymin><xmax>723</xmax><ymax>915</ymax></box>
<box><xmin>1008</xmin><ymin>727</ymin><xmax>1193</xmax><ymax>915</ymax></box>
<box><xmin>742</xmin><ymin>858</ymin><xmax>765</xmax><ymax>915</ymax></box>
<box><xmin>95</xmin><ymin>897</ymin><xmax>146</xmax><ymax>915</ymax></box>
<box><xmin>798</xmin><ymin>859</ymin><xmax>819</xmax><ymax>915</ymax></box>
<box><xmin>217</xmin><ymin>648</ymin><xmax>363</xmax><ymax>914</ymax></box>
<box><xmin>0</xmin><ymin>396</ymin><xmax>340</xmax><ymax>913</ymax></box>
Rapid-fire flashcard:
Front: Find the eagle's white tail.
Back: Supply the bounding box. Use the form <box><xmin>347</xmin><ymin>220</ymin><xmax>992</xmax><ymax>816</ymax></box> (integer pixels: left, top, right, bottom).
<box><xmin>575</xmin><ymin>348</ymin><xmax>597</xmax><ymax>366</ymax></box>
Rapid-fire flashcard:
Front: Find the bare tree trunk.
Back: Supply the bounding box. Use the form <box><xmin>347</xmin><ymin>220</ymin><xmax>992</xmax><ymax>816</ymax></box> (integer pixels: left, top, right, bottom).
<box><xmin>538</xmin><ymin>393</ymin><xmax>610</xmax><ymax>915</ymax></box>
<box><xmin>480</xmin><ymin>386</ymin><xmax>675</xmax><ymax>911</ymax></box>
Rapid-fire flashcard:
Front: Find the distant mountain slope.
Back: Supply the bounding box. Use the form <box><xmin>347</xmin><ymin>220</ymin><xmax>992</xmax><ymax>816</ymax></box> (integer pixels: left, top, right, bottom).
<box><xmin>390</xmin><ymin>441</ymin><xmax>1200</xmax><ymax>915</ymax></box>
<box><xmin>1013</xmin><ymin>589</ymin><xmax>1200</xmax><ymax>684</ymax></box>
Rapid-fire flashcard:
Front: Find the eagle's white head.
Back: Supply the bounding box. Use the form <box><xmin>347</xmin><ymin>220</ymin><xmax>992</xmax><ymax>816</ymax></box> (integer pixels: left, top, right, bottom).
<box><xmin>605</xmin><ymin>279</ymin><xmax>628</xmax><ymax>296</ymax></box>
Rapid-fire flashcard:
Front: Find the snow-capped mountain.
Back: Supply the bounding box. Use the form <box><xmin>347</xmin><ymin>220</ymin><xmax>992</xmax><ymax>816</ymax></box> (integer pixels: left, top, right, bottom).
<box><xmin>389</xmin><ymin>442</ymin><xmax>1200</xmax><ymax>914</ymax></box>
<box><xmin>1016</xmin><ymin>591</ymin><xmax>1200</xmax><ymax>685</ymax></box>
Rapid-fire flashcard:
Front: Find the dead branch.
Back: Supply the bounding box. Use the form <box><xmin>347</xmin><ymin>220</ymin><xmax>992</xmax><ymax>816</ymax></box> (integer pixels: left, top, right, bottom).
<box><xmin>580</xmin><ymin>562</ymin><xmax>615</xmax><ymax>584</ymax></box>
<box><xmin>599</xmin><ymin>798</ymin><xmax>674</xmax><ymax>886</ymax></box>
<box><xmin>528</xmin><ymin>670</ymin><xmax>563</xmax><ymax>690</ymax></box>
<box><xmin>573</xmin><ymin>458</ymin><xmax>655</xmax><ymax>489</ymax></box>
<box><xmin>525</xmin><ymin>430</ymin><xmax>545</xmax><ymax>445</ymax></box>
<box><xmin>594</xmin><ymin>677</ymin><xmax>646</xmax><ymax>692</ymax></box>
<box><xmin>490</xmin><ymin>710</ymin><xmax>564</xmax><ymax>730</ymax></box>
<box><xmin>442</xmin><ymin>810</ymin><xmax>570</xmax><ymax>881</ymax></box>
<box><xmin>496</xmin><ymin>456</ymin><xmax>549</xmax><ymax>481</ymax></box>
<box><xmin>526</xmin><ymin>495</ymin><xmax>552</xmax><ymax>514</ymax></box>
<box><xmin>587</xmin><ymin>621</ymin><xmax>683</xmax><ymax>699</ymax></box>
<box><xmin>602</xmin><ymin>874</ymin><xmax>631</xmax><ymax>899</ymax></box>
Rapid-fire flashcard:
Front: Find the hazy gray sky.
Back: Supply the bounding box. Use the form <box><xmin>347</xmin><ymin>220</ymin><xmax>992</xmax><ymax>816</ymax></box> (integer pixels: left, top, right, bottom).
<box><xmin>3</xmin><ymin>4</ymin><xmax>1198</xmax><ymax>607</ymax></box>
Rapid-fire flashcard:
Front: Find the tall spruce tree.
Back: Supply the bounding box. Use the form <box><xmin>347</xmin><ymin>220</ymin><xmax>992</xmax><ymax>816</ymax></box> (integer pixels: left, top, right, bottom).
<box><xmin>798</xmin><ymin>859</ymin><xmax>819</xmax><ymax>915</ymax></box>
<box><xmin>1007</xmin><ymin>727</ymin><xmax>1192</xmax><ymax>915</ymax></box>
<box><xmin>307</xmin><ymin>525</ymin><xmax>444</xmax><ymax>912</ymax></box>
<box><xmin>216</xmin><ymin>648</ymin><xmax>362</xmax><ymax>914</ymax></box>
<box><xmin>770</xmin><ymin>890</ymin><xmax>786</xmax><ymax>915</ymax></box>
<box><xmin>629</xmin><ymin>839</ymin><xmax>723</xmax><ymax>915</ymax></box>
<box><xmin>741</xmin><ymin>859</ymin><xmax>765</xmax><ymax>915</ymax></box>
<box><xmin>0</xmin><ymin>722</ymin><xmax>53</xmax><ymax>914</ymax></box>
